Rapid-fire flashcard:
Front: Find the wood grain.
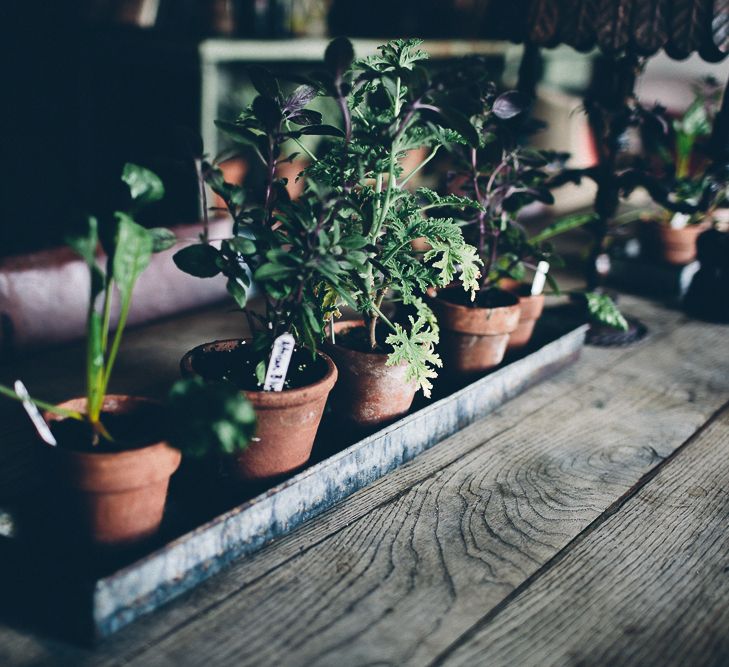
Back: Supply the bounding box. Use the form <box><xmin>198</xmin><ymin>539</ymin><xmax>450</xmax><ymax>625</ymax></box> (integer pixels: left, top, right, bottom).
<box><xmin>84</xmin><ymin>311</ymin><xmax>729</xmax><ymax>666</ymax></box>
<box><xmin>0</xmin><ymin>296</ymin><xmax>726</xmax><ymax>666</ymax></box>
<box><xmin>437</xmin><ymin>404</ymin><xmax>729</xmax><ymax>667</ymax></box>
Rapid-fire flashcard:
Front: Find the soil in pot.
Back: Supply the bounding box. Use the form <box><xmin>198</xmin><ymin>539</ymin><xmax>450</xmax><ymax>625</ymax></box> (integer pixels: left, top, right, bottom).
<box><xmin>325</xmin><ymin>320</ymin><xmax>418</xmax><ymax>429</ymax></box>
<box><xmin>431</xmin><ymin>287</ymin><xmax>521</xmax><ymax>377</ymax></box>
<box><xmin>502</xmin><ymin>283</ymin><xmax>546</xmax><ymax>350</ymax></box>
<box><xmin>181</xmin><ymin>339</ymin><xmax>337</xmax><ymax>481</ymax></box>
<box><xmin>43</xmin><ymin>396</ymin><xmax>181</xmax><ymax>547</ymax></box>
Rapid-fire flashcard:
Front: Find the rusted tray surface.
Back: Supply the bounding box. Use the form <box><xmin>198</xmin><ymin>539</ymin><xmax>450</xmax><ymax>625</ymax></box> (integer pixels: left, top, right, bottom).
<box><xmin>0</xmin><ymin>308</ymin><xmax>588</xmax><ymax>641</ymax></box>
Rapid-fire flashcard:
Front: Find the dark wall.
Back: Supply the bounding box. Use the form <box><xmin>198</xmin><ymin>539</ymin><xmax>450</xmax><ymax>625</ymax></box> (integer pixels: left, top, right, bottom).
<box><xmin>0</xmin><ymin>4</ymin><xmax>200</xmax><ymax>258</ymax></box>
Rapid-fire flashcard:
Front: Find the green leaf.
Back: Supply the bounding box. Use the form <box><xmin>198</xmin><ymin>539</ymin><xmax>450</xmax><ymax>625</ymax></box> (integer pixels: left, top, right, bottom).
<box><xmin>121</xmin><ymin>163</ymin><xmax>165</xmax><ymax>204</ymax></box>
<box><xmin>167</xmin><ymin>377</ymin><xmax>256</xmax><ymax>458</ymax></box>
<box><xmin>248</xmin><ymin>65</ymin><xmax>281</xmax><ymax>101</ymax></box>
<box><xmin>173</xmin><ymin>244</ymin><xmax>222</xmax><ymax>278</ymax></box>
<box><xmin>385</xmin><ymin>315</ymin><xmax>442</xmax><ymax>398</ymax></box>
<box><xmin>254</xmin><ymin>263</ymin><xmax>296</xmax><ymax>281</ymax></box>
<box><xmin>297</xmin><ymin>124</ymin><xmax>344</xmax><ymax>137</ymax></box>
<box><xmin>530</xmin><ymin>214</ymin><xmax>595</xmax><ymax>244</ymax></box>
<box><xmin>585</xmin><ymin>292</ymin><xmax>629</xmax><ymax>331</ymax></box>
<box><xmin>215</xmin><ymin>120</ymin><xmax>261</xmax><ymax>148</ymax></box>
<box><xmin>149</xmin><ymin>227</ymin><xmax>177</xmax><ymax>252</ymax></box>
<box><xmin>226</xmin><ymin>276</ymin><xmax>249</xmax><ymax>308</ymax></box>
<box><xmin>112</xmin><ymin>213</ymin><xmax>154</xmax><ymax>302</ymax></box>
<box><xmin>252</xmin><ymin>96</ymin><xmax>283</xmax><ymax>131</ymax></box>
<box><xmin>325</xmin><ymin>37</ymin><xmax>355</xmax><ymax>76</ymax></box>
<box><xmin>66</xmin><ymin>216</ymin><xmax>105</xmax><ymax>300</ymax></box>
<box><xmin>227</xmin><ymin>237</ymin><xmax>256</xmax><ymax>255</ymax></box>
<box><xmin>435</xmin><ymin>108</ymin><xmax>479</xmax><ymax>147</ymax></box>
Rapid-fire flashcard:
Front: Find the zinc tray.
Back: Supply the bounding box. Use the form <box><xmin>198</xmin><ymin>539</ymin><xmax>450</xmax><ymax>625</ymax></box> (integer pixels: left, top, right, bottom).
<box><xmin>0</xmin><ymin>309</ymin><xmax>588</xmax><ymax>641</ymax></box>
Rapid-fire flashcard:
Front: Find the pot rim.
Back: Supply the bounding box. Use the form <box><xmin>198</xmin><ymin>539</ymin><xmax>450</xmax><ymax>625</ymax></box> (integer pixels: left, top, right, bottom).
<box><xmin>42</xmin><ymin>395</ymin><xmax>178</xmax><ymax>461</ymax></box>
<box><xmin>181</xmin><ymin>339</ymin><xmax>338</xmax><ymax>408</ymax></box>
<box><xmin>429</xmin><ymin>286</ymin><xmax>521</xmax><ymax>314</ymax></box>
<box><xmin>326</xmin><ymin>319</ymin><xmax>392</xmax><ymax>359</ymax></box>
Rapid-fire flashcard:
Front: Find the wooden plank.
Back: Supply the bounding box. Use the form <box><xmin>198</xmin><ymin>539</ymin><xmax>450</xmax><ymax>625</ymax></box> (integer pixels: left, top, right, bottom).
<box><xmin>72</xmin><ymin>311</ymin><xmax>728</xmax><ymax>665</ymax></box>
<box><xmin>436</xmin><ymin>404</ymin><xmax>729</xmax><ymax>667</ymax></box>
<box><xmin>0</xmin><ymin>295</ymin><xmax>717</xmax><ymax>664</ymax></box>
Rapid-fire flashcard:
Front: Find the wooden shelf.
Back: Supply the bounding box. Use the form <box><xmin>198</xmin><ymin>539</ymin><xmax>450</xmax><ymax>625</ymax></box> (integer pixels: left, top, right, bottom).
<box><xmin>198</xmin><ymin>37</ymin><xmax>513</xmax><ymax>63</ymax></box>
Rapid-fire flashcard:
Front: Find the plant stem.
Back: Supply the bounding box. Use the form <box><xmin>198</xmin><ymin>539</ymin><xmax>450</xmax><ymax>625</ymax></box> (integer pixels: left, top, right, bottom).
<box><xmin>0</xmin><ymin>384</ymin><xmax>84</xmax><ymax>420</ymax></box>
<box><xmin>197</xmin><ymin>159</ymin><xmax>210</xmax><ymax>243</ymax></box>
<box><xmin>99</xmin><ymin>294</ymin><xmax>132</xmax><ymax>411</ymax></box>
<box><xmin>400</xmin><ymin>147</ymin><xmax>439</xmax><ymax>187</ymax></box>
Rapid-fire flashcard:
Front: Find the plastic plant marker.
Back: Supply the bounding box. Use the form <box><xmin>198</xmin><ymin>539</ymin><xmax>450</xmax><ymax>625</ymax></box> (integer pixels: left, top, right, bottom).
<box><xmin>14</xmin><ymin>380</ymin><xmax>57</xmax><ymax>446</ymax></box>
<box><xmin>263</xmin><ymin>333</ymin><xmax>296</xmax><ymax>392</ymax></box>
<box><xmin>531</xmin><ymin>261</ymin><xmax>550</xmax><ymax>296</ymax></box>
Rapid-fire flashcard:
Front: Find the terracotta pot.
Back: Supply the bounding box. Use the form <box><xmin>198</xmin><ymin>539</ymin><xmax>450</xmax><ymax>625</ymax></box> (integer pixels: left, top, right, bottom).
<box><xmin>500</xmin><ymin>281</ymin><xmax>546</xmax><ymax>350</ymax></box>
<box><xmin>181</xmin><ymin>340</ymin><xmax>337</xmax><ymax>480</ymax></box>
<box><xmin>43</xmin><ymin>396</ymin><xmax>181</xmax><ymax>547</ymax></box>
<box><xmin>430</xmin><ymin>288</ymin><xmax>521</xmax><ymax>377</ymax></box>
<box><xmin>653</xmin><ymin>220</ymin><xmax>709</xmax><ymax>265</ymax></box>
<box><xmin>276</xmin><ymin>159</ymin><xmax>308</xmax><ymax>200</ymax></box>
<box><xmin>214</xmin><ymin>158</ymin><xmax>249</xmax><ymax>210</ymax></box>
<box><xmin>324</xmin><ymin>320</ymin><xmax>417</xmax><ymax>428</ymax></box>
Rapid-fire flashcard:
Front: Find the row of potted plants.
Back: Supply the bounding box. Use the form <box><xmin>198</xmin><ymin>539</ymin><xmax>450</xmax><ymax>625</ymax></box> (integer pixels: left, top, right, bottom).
<box><xmin>1</xmin><ymin>38</ymin><xmax>623</xmax><ymax>549</ymax></box>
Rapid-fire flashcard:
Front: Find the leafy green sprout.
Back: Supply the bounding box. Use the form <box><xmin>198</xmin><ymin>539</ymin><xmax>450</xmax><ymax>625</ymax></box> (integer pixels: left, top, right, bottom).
<box><xmin>0</xmin><ymin>164</ymin><xmax>257</xmax><ymax>454</ymax></box>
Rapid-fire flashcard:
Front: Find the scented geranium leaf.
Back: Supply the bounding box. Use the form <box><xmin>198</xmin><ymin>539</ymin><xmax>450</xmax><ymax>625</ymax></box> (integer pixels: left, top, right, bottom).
<box><xmin>435</xmin><ymin>108</ymin><xmax>479</xmax><ymax>147</ymax></box>
<box><xmin>121</xmin><ymin>163</ymin><xmax>165</xmax><ymax>204</ymax></box>
<box><xmin>385</xmin><ymin>315</ymin><xmax>442</xmax><ymax>398</ymax></box>
<box><xmin>149</xmin><ymin>227</ymin><xmax>177</xmax><ymax>252</ymax></box>
<box><xmin>173</xmin><ymin>244</ymin><xmax>222</xmax><ymax>278</ymax></box>
<box><xmin>168</xmin><ymin>377</ymin><xmax>256</xmax><ymax>458</ymax></box>
<box><xmin>585</xmin><ymin>292</ymin><xmax>629</xmax><ymax>331</ymax></box>
<box><xmin>417</xmin><ymin>187</ymin><xmax>485</xmax><ymax>212</ymax></box>
<box><xmin>112</xmin><ymin>212</ymin><xmax>154</xmax><ymax>302</ymax></box>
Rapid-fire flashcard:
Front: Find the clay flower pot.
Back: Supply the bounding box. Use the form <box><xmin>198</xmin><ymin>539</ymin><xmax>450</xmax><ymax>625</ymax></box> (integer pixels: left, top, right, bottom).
<box><xmin>652</xmin><ymin>220</ymin><xmax>709</xmax><ymax>265</ymax></box>
<box><xmin>430</xmin><ymin>287</ymin><xmax>521</xmax><ymax>377</ymax></box>
<box><xmin>43</xmin><ymin>396</ymin><xmax>181</xmax><ymax>547</ymax></box>
<box><xmin>501</xmin><ymin>283</ymin><xmax>546</xmax><ymax>350</ymax></box>
<box><xmin>181</xmin><ymin>340</ymin><xmax>337</xmax><ymax>481</ymax></box>
<box><xmin>324</xmin><ymin>320</ymin><xmax>417</xmax><ymax>428</ymax></box>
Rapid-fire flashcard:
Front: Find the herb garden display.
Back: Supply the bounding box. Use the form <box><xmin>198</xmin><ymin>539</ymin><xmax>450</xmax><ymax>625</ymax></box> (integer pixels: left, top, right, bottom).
<box><xmin>0</xmin><ymin>36</ymin><xmax>725</xmax><ymax>638</ymax></box>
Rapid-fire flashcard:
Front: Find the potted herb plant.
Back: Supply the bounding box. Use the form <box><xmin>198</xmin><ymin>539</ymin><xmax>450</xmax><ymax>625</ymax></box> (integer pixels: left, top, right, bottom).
<box><xmin>174</xmin><ymin>67</ymin><xmax>351</xmax><ymax>480</ymax></box>
<box><xmin>0</xmin><ymin>165</ymin><xmax>256</xmax><ymax>546</ymax></box>
<box><xmin>306</xmin><ymin>38</ymin><xmax>482</xmax><ymax>424</ymax></box>
<box><xmin>645</xmin><ymin>78</ymin><xmax>725</xmax><ymax>264</ymax></box>
<box><xmin>426</xmin><ymin>87</ymin><xmax>549</xmax><ymax>375</ymax></box>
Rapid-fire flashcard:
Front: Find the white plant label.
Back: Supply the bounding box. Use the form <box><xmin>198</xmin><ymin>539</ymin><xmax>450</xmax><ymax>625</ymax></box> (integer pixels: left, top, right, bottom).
<box><xmin>530</xmin><ymin>261</ymin><xmax>550</xmax><ymax>296</ymax></box>
<box><xmin>14</xmin><ymin>380</ymin><xmax>57</xmax><ymax>446</ymax></box>
<box><xmin>263</xmin><ymin>333</ymin><xmax>295</xmax><ymax>392</ymax></box>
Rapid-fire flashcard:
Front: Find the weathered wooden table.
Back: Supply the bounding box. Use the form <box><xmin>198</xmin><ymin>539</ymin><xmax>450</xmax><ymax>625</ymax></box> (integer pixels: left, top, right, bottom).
<box><xmin>1</xmin><ymin>293</ymin><xmax>728</xmax><ymax>666</ymax></box>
